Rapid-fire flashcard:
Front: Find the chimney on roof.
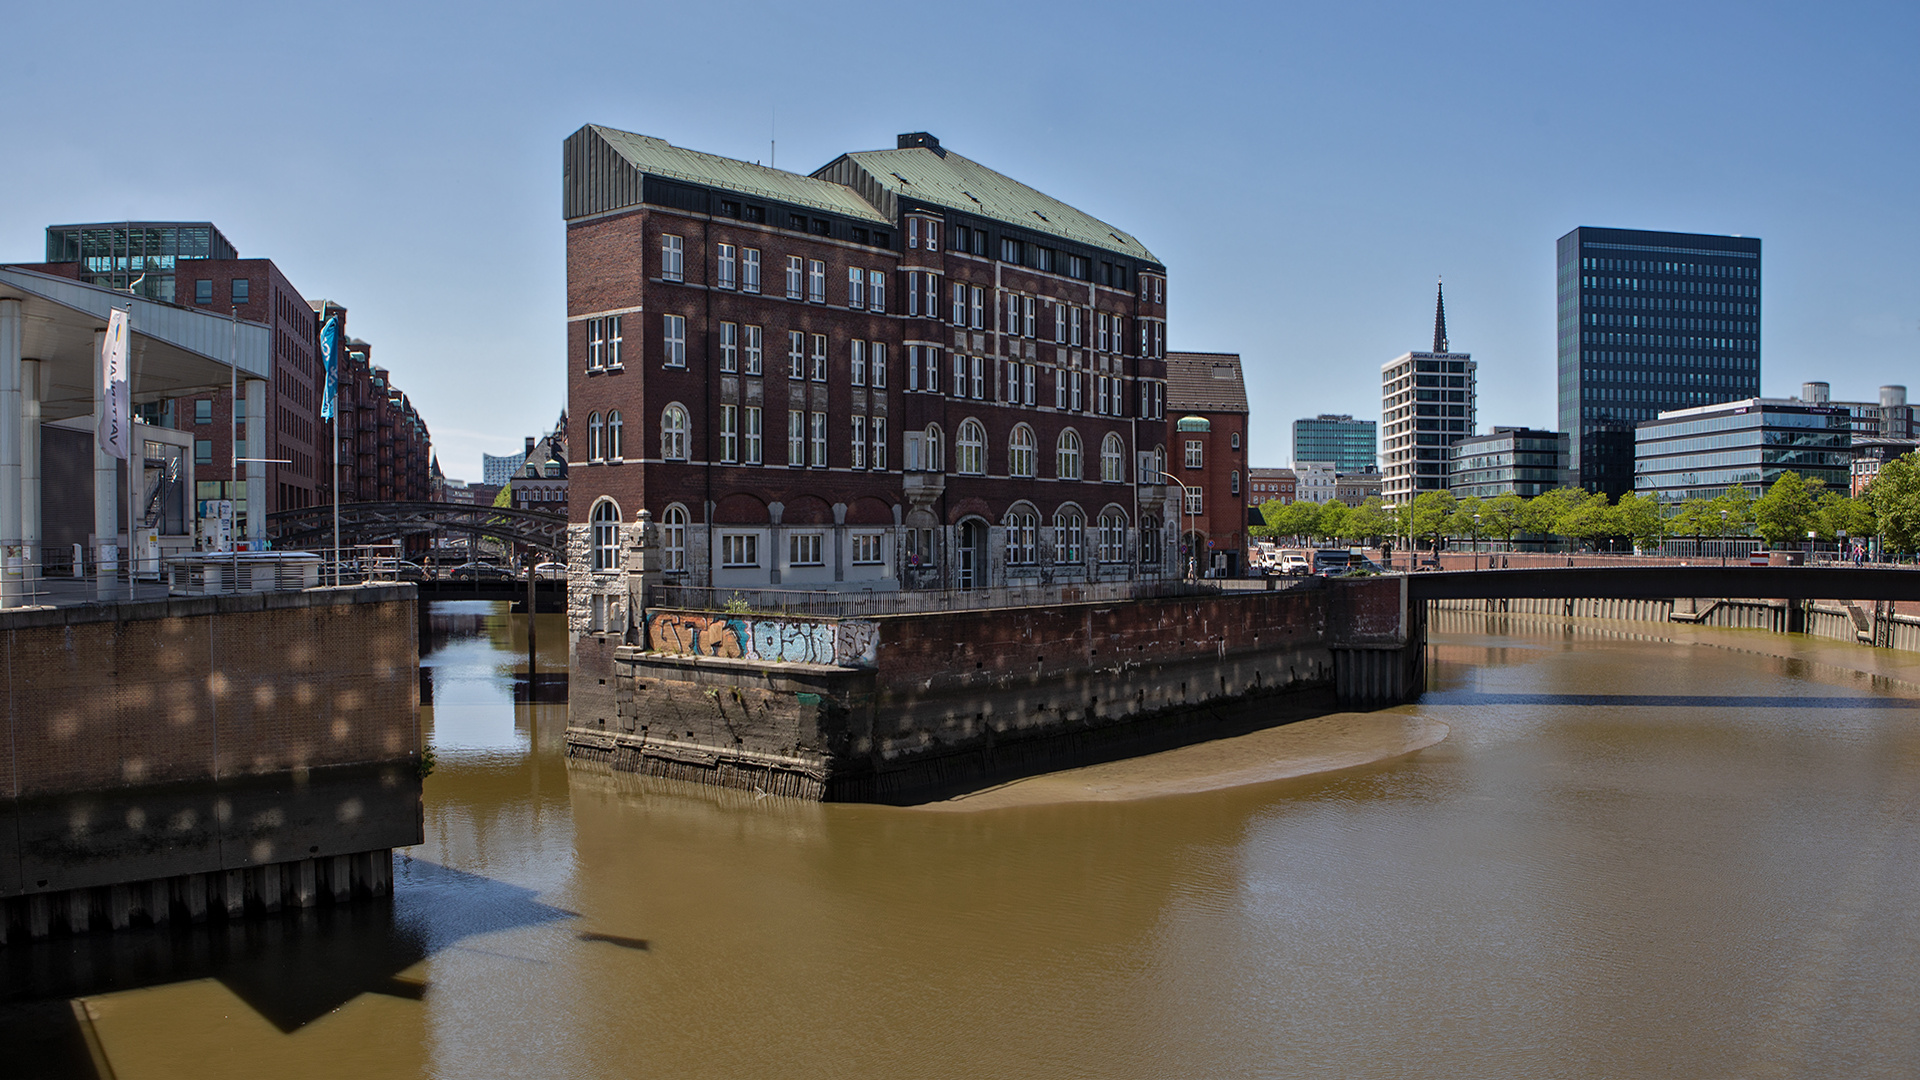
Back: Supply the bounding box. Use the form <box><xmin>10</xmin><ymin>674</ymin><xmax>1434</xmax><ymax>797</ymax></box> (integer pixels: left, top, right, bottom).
<box><xmin>525</xmin><ymin>436</ymin><xmax>536</xmax><ymax>457</ymax></box>
<box><xmin>897</xmin><ymin>132</ymin><xmax>945</xmax><ymax>157</ymax></box>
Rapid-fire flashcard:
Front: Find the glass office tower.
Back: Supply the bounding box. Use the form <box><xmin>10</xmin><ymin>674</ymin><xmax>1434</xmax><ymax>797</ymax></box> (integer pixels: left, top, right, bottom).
<box><xmin>1291</xmin><ymin>414</ymin><xmax>1377</xmax><ymax>473</ymax></box>
<box><xmin>1557</xmin><ymin>227</ymin><xmax>1761</xmax><ymax>497</ymax></box>
<box><xmin>43</xmin><ymin>222</ymin><xmax>238</xmax><ymax>303</ymax></box>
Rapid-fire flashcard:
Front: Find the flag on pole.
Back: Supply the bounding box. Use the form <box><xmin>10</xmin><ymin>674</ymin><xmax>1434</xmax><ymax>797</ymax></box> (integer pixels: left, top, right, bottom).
<box><xmin>100</xmin><ymin>308</ymin><xmax>130</xmax><ymax>460</ymax></box>
<box><xmin>319</xmin><ymin>313</ymin><xmax>339</xmax><ymax>421</ymax></box>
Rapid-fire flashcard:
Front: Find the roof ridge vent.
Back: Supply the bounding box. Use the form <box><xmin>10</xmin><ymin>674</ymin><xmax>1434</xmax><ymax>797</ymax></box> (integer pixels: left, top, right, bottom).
<box><xmin>896</xmin><ymin>132</ymin><xmax>946</xmax><ymax>157</ymax></box>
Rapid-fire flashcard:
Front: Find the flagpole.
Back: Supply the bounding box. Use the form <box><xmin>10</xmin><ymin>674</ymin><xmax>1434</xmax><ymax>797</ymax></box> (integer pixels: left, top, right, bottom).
<box><xmin>230</xmin><ymin>306</ymin><xmax>240</xmax><ymax>589</ymax></box>
<box><xmin>126</xmin><ymin>301</ymin><xmax>137</xmax><ymax>602</ymax></box>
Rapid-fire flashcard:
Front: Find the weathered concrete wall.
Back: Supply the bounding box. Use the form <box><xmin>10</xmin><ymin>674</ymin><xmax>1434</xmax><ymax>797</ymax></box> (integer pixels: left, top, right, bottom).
<box><xmin>568</xmin><ymin>581</ymin><xmax>1421</xmax><ymax>803</ymax></box>
<box><xmin>1</xmin><ymin>586</ymin><xmax>424</xmax><ymax>940</ymax></box>
<box><xmin>1430</xmin><ymin>595</ymin><xmax>1920</xmax><ymax>649</ymax></box>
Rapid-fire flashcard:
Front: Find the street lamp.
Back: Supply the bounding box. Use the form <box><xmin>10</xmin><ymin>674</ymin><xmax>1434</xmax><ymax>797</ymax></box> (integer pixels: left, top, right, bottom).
<box><xmin>1838</xmin><ymin>528</ymin><xmax>1849</xmax><ymax>565</ymax></box>
<box><xmin>1807</xmin><ymin>529</ymin><xmax>1817</xmax><ymax>565</ymax></box>
<box><xmin>1473</xmin><ymin>514</ymin><xmax>1482</xmax><ymax>570</ymax></box>
<box><xmin>1161</xmin><ymin>469</ymin><xmax>1200</xmax><ymax>585</ymax></box>
<box><xmin>1720</xmin><ymin>509</ymin><xmax>1729</xmax><ymax>568</ymax></box>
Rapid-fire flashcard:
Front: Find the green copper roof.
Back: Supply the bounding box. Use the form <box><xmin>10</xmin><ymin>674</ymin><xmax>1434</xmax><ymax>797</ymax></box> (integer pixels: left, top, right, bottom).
<box><xmin>829</xmin><ymin>145</ymin><xmax>1159</xmax><ymax>264</ymax></box>
<box><xmin>588</xmin><ymin>125</ymin><xmax>890</xmax><ymax>224</ymax></box>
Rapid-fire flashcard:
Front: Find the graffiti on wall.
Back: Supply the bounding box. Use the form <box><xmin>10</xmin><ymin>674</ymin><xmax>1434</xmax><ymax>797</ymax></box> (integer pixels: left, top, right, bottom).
<box><xmin>646</xmin><ymin>612</ymin><xmax>879</xmax><ymax>668</ymax></box>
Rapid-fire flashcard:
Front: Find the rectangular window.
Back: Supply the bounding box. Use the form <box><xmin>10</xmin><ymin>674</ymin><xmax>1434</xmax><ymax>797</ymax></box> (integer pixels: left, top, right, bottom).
<box><xmin>587</xmin><ymin>317</ymin><xmax>604</xmax><ymax>369</ymax></box>
<box><xmin>1004</xmin><ymin>360</ymin><xmax>1018</xmax><ymax>403</ymax></box>
<box><xmin>971</xmin><ymin>356</ymin><xmax>985</xmax><ymax>400</ymax></box>
<box><xmin>743</xmin><ymin>324</ymin><xmax>762</xmax><ymax>374</ymax></box>
<box><xmin>923</xmin><ymin>273</ymin><xmax>937</xmax><ymax>317</ymax></box>
<box><xmin>908</xmin><ymin>345</ymin><xmax>920</xmax><ymax>391</ymax></box>
<box><xmin>925</xmin><ymin>347</ymin><xmax>941</xmax><ymax>393</ymax></box>
<box><xmin>871</xmin><ymin>342</ymin><xmax>886</xmax><ymax>388</ymax></box>
<box><xmin>1023</xmin><ymin>296</ymin><xmax>1035</xmax><ymax>338</ymax></box>
<box><xmin>1054</xmin><ymin>304</ymin><xmax>1066</xmax><ymax>343</ymax></box>
<box><xmin>811</xmin><ymin>411</ymin><xmax>828</xmax><ymax>467</ymax></box>
<box><xmin>952</xmin><ymin>282</ymin><xmax>966</xmax><ymax>325</ymax></box>
<box><xmin>1001</xmin><ymin>237</ymin><xmax>1020</xmax><ymax>263</ymax></box>
<box><xmin>1055</xmin><ymin>367</ymin><xmax>1067</xmax><ymax>409</ymax></box>
<box><xmin>744</xmin><ymin>406</ymin><xmax>763</xmax><ymax>464</ymax></box>
<box><xmin>720</xmin><ymin>405</ymin><xmax>739</xmax><ymax>463</ymax></box>
<box><xmin>789</xmin><ymin>410</ymin><xmax>805</xmax><ymax>465</ymax></box>
<box><xmin>970</xmin><ymin>286</ymin><xmax>984</xmax><ymax>329</ymax></box>
<box><xmin>808</xmin><ymin>260</ymin><xmax>826</xmax><ymax>303</ymax></box>
<box><xmin>717</xmin><ymin>244</ymin><xmax>737</xmax><ymax>289</ymax></box>
<box><xmin>194</xmin><ymin>399</ymin><xmax>213</xmax><ymax>425</ymax></box>
<box><xmin>871</xmin><ymin>416</ymin><xmax>886</xmax><ymax>470</ymax></box>
<box><xmin>1185</xmin><ymin>488</ymin><xmax>1203</xmax><ymax>515</ymax></box>
<box><xmin>851</xmin><ymin>533</ymin><xmax>884</xmax><ymax>565</ymax></box>
<box><xmin>1097</xmin><ymin>374</ymin><xmax>1108</xmax><ymax>415</ymax></box>
<box><xmin>722</xmin><ymin>534</ymin><xmax>759</xmax><ymax>567</ymax></box>
<box><xmin>868</xmin><ymin>269</ymin><xmax>885</xmax><ymax>313</ymax></box>
<box><xmin>908</xmin><ymin>272</ymin><xmax>920</xmax><ymax>317</ymax></box>
<box><xmin>719</xmin><ymin>321</ymin><xmax>739</xmax><ymax>372</ymax></box>
<box><xmin>1005</xmin><ymin>294</ymin><xmax>1019</xmax><ymax>335</ymax></box>
<box><xmin>852</xmin><ymin>415</ymin><xmax>867</xmax><ymax>469</ymax></box>
<box><xmin>1153</xmin><ymin>322</ymin><xmax>1164</xmax><ymax>357</ymax></box>
<box><xmin>1098</xmin><ymin>313</ymin><xmax>1109</xmax><ymax>352</ymax></box>
<box><xmin>661</xmin><ymin>235</ymin><xmax>684</xmax><ymax>281</ymax></box>
<box><xmin>810</xmin><ymin>334</ymin><xmax>827</xmax><ymax>382</ymax></box>
<box><xmin>743</xmin><ymin>248</ymin><xmax>760</xmax><ymax>293</ymax></box>
<box><xmin>194</xmin><ymin>279</ymin><xmax>212</xmax><ymax>305</ymax></box>
<box><xmin>788</xmin><ymin>331</ymin><xmax>805</xmax><ymax>378</ymax></box>
<box><xmin>1070</xmin><ymin>307</ymin><xmax>1082</xmax><ymax>346</ymax></box>
<box><xmin>848</xmin><ymin>266</ymin><xmax>866</xmax><ymax>309</ymax></box>
<box><xmin>786</xmin><ymin>255</ymin><xmax>803</xmax><ymax>299</ymax></box>
<box><xmin>607</xmin><ymin>315</ymin><xmax>623</xmax><ymax>366</ymax></box>
<box><xmin>1185</xmin><ymin>440</ymin><xmax>1203</xmax><ymax>468</ymax></box>
<box><xmin>953</xmin><ymin>353</ymin><xmax>968</xmax><ymax>398</ymax></box>
<box><xmin>230</xmin><ymin>279</ymin><xmax>249</xmax><ymax>304</ymax></box>
<box><xmin>1023</xmin><ymin>364</ymin><xmax>1035</xmax><ymax>405</ymax></box>
<box><xmin>663</xmin><ymin>314</ymin><xmax>686</xmax><ymax>367</ymax></box>
<box><xmin>789</xmin><ymin>533</ymin><xmax>824</xmax><ymax>567</ymax></box>
<box><xmin>195</xmin><ymin>439</ymin><xmax>213</xmax><ymax>465</ymax></box>
<box><xmin>1071</xmin><ymin>371</ymin><xmax>1083</xmax><ymax>411</ymax></box>
<box><xmin>925</xmin><ymin>221</ymin><xmax>939</xmax><ymax>252</ymax></box>
<box><xmin>1112</xmin><ymin>316</ymin><xmax>1125</xmax><ymax>355</ymax></box>
<box><xmin>851</xmin><ymin>340</ymin><xmax>866</xmax><ymax>387</ymax></box>
<box><xmin>908</xmin><ymin>218</ymin><xmax>919</xmax><ymax>249</ymax></box>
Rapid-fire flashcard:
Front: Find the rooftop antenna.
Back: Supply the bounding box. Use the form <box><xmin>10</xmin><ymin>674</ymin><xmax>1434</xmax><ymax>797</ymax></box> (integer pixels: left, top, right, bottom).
<box><xmin>770</xmin><ymin>106</ymin><xmax>776</xmax><ymax>170</ymax></box>
<box><xmin>1432</xmin><ymin>275</ymin><xmax>1449</xmax><ymax>354</ymax></box>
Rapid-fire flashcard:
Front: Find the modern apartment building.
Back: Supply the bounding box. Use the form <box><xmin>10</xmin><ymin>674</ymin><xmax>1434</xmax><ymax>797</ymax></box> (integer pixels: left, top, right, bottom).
<box><xmin>1166</xmin><ymin>352</ymin><xmax>1249</xmax><ymax>577</ymax></box>
<box><xmin>562</xmin><ymin>125</ymin><xmax>1174</xmax><ymax>612</ymax></box>
<box><xmin>1633</xmin><ymin>399</ymin><xmax>1848</xmax><ymax>502</ymax></box>
<box><xmin>1449</xmin><ymin>427</ymin><xmax>1569</xmax><ymax>500</ymax></box>
<box><xmin>1381</xmin><ymin>282</ymin><xmax>1475</xmax><ymax>505</ymax></box>
<box><xmin>1292</xmin><ymin>414</ymin><xmax>1376</xmax><ymax>474</ymax></box>
<box><xmin>1558</xmin><ymin>226</ymin><xmax>1762</xmax><ymax>497</ymax></box>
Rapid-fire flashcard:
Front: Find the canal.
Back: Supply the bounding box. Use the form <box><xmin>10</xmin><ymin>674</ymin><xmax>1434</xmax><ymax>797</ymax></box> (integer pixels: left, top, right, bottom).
<box><xmin>8</xmin><ymin>601</ymin><xmax>1920</xmax><ymax>1077</ymax></box>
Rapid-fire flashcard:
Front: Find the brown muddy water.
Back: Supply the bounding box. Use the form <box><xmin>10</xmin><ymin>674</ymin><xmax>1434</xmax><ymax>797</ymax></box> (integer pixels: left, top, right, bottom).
<box><xmin>7</xmin><ymin>601</ymin><xmax>1920</xmax><ymax>1078</ymax></box>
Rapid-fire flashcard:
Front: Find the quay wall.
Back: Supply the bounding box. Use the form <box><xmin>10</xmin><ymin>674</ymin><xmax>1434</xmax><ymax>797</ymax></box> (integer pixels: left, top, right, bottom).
<box><xmin>2</xmin><ymin>586</ymin><xmax>424</xmax><ymax>944</ymax></box>
<box><xmin>1429</xmin><ymin>595</ymin><xmax>1920</xmax><ymax>650</ymax></box>
<box><xmin>567</xmin><ymin>581</ymin><xmax>1407</xmax><ymax>803</ymax></box>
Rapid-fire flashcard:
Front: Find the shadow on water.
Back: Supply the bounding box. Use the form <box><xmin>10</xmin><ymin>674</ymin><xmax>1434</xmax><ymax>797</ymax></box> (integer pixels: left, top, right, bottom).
<box><xmin>0</xmin><ymin>861</ymin><xmax>575</xmax><ymax>1077</ymax></box>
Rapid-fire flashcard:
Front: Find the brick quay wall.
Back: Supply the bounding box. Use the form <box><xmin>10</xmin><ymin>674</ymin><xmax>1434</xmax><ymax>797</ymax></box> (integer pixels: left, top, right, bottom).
<box><xmin>567</xmin><ymin>578</ymin><xmax>1416</xmax><ymax>803</ymax></box>
<box><xmin>1</xmin><ymin>586</ymin><xmax>424</xmax><ymax>944</ymax></box>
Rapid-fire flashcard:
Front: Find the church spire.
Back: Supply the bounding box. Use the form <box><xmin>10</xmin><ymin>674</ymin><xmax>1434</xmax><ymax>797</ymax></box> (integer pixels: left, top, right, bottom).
<box><xmin>1432</xmin><ymin>276</ymin><xmax>1449</xmax><ymax>354</ymax></box>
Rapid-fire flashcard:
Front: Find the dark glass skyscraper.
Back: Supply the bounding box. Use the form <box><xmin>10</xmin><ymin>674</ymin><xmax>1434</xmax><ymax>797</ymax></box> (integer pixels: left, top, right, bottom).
<box><xmin>1291</xmin><ymin>414</ymin><xmax>1376</xmax><ymax>473</ymax></box>
<box><xmin>1556</xmin><ymin>227</ymin><xmax>1761</xmax><ymax>497</ymax></box>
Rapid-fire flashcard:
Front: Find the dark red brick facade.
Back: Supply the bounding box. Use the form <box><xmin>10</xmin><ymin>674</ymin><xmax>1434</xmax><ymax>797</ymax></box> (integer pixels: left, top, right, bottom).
<box><xmin>565</xmin><ymin>128</ymin><xmax>1178</xmax><ymax>591</ymax></box>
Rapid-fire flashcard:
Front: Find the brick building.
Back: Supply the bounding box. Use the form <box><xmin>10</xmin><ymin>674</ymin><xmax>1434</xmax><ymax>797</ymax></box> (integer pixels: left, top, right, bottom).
<box><xmin>562</xmin><ymin>125</ymin><xmax>1174</xmax><ymax>611</ymax></box>
<box><xmin>1248</xmin><ymin>467</ymin><xmax>1296</xmax><ymax>506</ymax></box>
<box><xmin>1165</xmin><ymin>352</ymin><xmax>1249</xmax><ymax>577</ymax></box>
<box><xmin>310</xmin><ymin>302</ymin><xmax>433</xmax><ymax>505</ymax></box>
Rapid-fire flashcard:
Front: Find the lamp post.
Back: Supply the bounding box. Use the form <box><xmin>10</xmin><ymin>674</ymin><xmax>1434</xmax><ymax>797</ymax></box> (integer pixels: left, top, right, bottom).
<box><xmin>1720</xmin><ymin>509</ymin><xmax>1729</xmax><ymax>568</ymax></box>
<box><xmin>1807</xmin><ymin>529</ymin><xmax>1817</xmax><ymax>565</ymax></box>
<box><xmin>1838</xmin><ymin>528</ymin><xmax>1848</xmax><ymax>566</ymax></box>
<box><xmin>1473</xmin><ymin>513</ymin><xmax>1482</xmax><ymax>571</ymax></box>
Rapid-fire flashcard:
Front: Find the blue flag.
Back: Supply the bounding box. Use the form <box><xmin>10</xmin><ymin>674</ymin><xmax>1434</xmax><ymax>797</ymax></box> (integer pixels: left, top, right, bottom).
<box><xmin>319</xmin><ymin>314</ymin><xmax>339</xmax><ymax>421</ymax></box>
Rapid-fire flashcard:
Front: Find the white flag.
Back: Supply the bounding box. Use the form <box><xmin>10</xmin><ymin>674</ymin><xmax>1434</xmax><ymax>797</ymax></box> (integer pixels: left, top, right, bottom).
<box><xmin>100</xmin><ymin>308</ymin><xmax>130</xmax><ymax>460</ymax></box>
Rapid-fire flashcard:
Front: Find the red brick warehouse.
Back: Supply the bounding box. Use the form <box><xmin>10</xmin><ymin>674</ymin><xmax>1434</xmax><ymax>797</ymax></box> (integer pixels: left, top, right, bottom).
<box><xmin>562</xmin><ymin>126</ymin><xmax>1178</xmax><ymax>598</ymax></box>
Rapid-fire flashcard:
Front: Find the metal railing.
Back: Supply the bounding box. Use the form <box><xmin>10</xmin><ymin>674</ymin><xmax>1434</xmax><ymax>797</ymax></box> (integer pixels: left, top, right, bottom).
<box><xmin>649</xmin><ymin>577</ymin><xmax>1221</xmax><ymax>617</ymax></box>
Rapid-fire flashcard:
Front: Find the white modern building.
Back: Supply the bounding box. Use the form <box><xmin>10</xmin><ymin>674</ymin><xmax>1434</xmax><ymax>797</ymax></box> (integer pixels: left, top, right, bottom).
<box><xmin>1382</xmin><ymin>282</ymin><xmax>1475</xmax><ymax>505</ymax></box>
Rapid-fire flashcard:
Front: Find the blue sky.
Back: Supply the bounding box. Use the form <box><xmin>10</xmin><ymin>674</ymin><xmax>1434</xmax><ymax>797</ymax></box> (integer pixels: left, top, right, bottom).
<box><xmin>3</xmin><ymin>1</ymin><xmax>1913</xmax><ymax>474</ymax></box>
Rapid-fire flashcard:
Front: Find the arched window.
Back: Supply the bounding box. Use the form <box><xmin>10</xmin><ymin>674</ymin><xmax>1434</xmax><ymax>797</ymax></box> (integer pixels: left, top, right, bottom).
<box><xmin>1101</xmin><ymin>433</ymin><xmax>1125</xmax><ymax>483</ymax></box>
<box><xmin>955</xmin><ymin>419</ymin><xmax>985</xmax><ymax>475</ymax></box>
<box><xmin>591</xmin><ymin>498</ymin><xmax>621</xmax><ymax>571</ymax></box>
<box><xmin>1052</xmin><ymin>507</ymin><xmax>1084</xmax><ymax>564</ymax></box>
<box><xmin>925</xmin><ymin>424</ymin><xmax>944</xmax><ymax>472</ymax></box>
<box><xmin>1153</xmin><ymin>444</ymin><xmax>1167</xmax><ymax>483</ymax></box>
<box><xmin>661</xmin><ymin>404</ymin><xmax>688</xmax><ymax>461</ymax></box>
<box><xmin>1004</xmin><ymin>506</ymin><xmax>1039</xmax><ymax>564</ymax></box>
<box><xmin>1098</xmin><ymin>509</ymin><xmax>1129</xmax><ymax>562</ymax></box>
<box><xmin>1009</xmin><ymin>424</ymin><xmax>1036</xmax><ymax>478</ymax></box>
<box><xmin>1056</xmin><ymin>429</ymin><xmax>1082</xmax><ymax>481</ymax></box>
<box><xmin>587</xmin><ymin>412</ymin><xmax>603</xmax><ymax>461</ymax></box>
<box><xmin>607</xmin><ymin>410</ymin><xmax>624</xmax><ymax>460</ymax></box>
<box><xmin>663</xmin><ymin>504</ymin><xmax>688</xmax><ymax>573</ymax></box>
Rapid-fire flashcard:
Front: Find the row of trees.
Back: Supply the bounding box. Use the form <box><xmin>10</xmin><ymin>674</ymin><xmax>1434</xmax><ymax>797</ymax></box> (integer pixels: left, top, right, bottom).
<box><xmin>1254</xmin><ymin>456</ymin><xmax>1920</xmax><ymax>554</ymax></box>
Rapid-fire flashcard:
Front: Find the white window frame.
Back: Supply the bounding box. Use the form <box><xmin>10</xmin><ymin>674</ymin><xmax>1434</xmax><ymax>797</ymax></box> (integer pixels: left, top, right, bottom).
<box><xmin>719</xmin><ymin>321</ymin><xmax>738</xmax><ymax>372</ymax></box>
<box><xmin>808</xmin><ymin>260</ymin><xmax>826</xmax><ymax>303</ymax></box>
<box><xmin>663</xmin><ymin>314</ymin><xmax>686</xmax><ymax>368</ymax></box>
<box><xmin>663</xmin><ymin>505</ymin><xmax>688</xmax><ymax>573</ymax></box>
<box><xmin>788</xmin><ymin>409</ymin><xmax>805</xmax><ymax>466</ymax></box>
<box><xmin>717</xmin><ymin>243</ymin><xmax>737</xmax><ymax>290</ymax></box>
<box><xmin>810</xmin><ymin>334</ymin><xmax>827</xmax><ymax>382</ymax></box>
<box><xmin>788</xmin><ymin>532</ymin><xmax>824</xmax><ymax>568</ymax></box>
<box><xmin>956</xmin><ymin>419</ymin><xmax>985</xmax><ymax>476</ymax></box>
<box><xmin>662</xmin><ymin>405</ymin><xmax>689</xmax><ymax>461</ymax></box>
<box><xmin>743</xmin><ymin>324</ymin><xmax>762</xmax><ymax>374</ymax></box>
<box><xmin>1023</xmin><ymin>296</ymin><xmax>1035</xmax><ymax>338</ymax></box>
<box><xmin>871</xmin><ymin>342</ymin><xmax>886</xmax><ymax>389</ymax></box>
<box><xmin>1057</xmin><ymin>429</ymin><xmax>1082</xmax><ymax>480</ymax></box>
<box><xmin>868</xmin><ymin>269</ymin><xmax>885</xmax><ymax>313</ymax></box>
<box><xmin>606</xmin><ymin>410</ymin><xmax>623</xmax><ymax>460</ymax></box>
<box><xmin>971</xmin><ymin>356</ymin><xmax>985</xmax><ymax>400</ymax></box>
<box><xmin>1023</xmin><ymin>363</ymin><xmax>1035</xmax><ymax>405</ymax></box>
<box><xmin>1009</xmin><ymin>424</ymin><xmax>1035</xmax><ymax>478</ymax></box>
<box><xmin>587</xmin><ymin>317</ymin><xmax>604</xmax><ymax>369</ymax></box>
<box><xmin>952</xmin><ymin>282</ymin><xmax>966</xmax><ymax>325</ymax></box>
<box><xmin>661</xmin><ymin>234</ymin><xmax>683</xmax><ymax>281</ymax></box>
<box><xmin>587</xmin><ymin>411</ymin><xmax>603</xmax><ymax>461</ymax></box>
<box><xmin>851</xmin><ymin>339</ymin><xmax>866</xmax><ymax>387</ymax></box>
<box><xmin>850</xmin><ymin>532</ymin><xmax>884</xmax><ymax>565</ymax></box>
<box><xmin>720</xmin><ymin>404</ymin><xmax>738</xmax><ymax>463</ymax></box>
<box><xmin>591</xmin><ymin>498</ymin><xmax>622</xmax><ymax>572</ymax></box>
<box><xmin>1102</xmin><ymin>433</ymin><xmax>1125</xmax><ymax>482</ymax></box>
<box><xmin>1185</xmin><ymin>439</ymin><xmax>1203</xmax><ymax>469</ymax></box>
<box><xmin>786</xmin><ymin>255</ymin><xmax>803</xmax><ymax>299</ymax></box>
<box><xmin>788</xmin><ymin>331</ymin><xmax>805</xmax><ymax>379</ymax></box>
<box><xmin>852</xmin><ymin>415</ymin><xmax>867</xmax><ymax>469</ymax></box>
<box><xmin>607</xmin><ymin>314</ymin><xmax>623</xmax><ymax>367</ymax></box>
<box><xmin>870</xmin><ymin>416</ymin><xmax>886</xmax><ymax>470</ymax></box>
<box><xmin>742</xmin><ymin>248</ymin><xmax>761</xmax><ymax>293</ymax></box>
<box><xmin>848</xmin><ymin>266</ymin><xmax>866</xmax><ymax>309</ymax></box>
<box><xmin>744</xmin><ymin>405</ymin><xmax>763</xmax><ymax>465</ymax></box>
<box><xmin>970</xmin><ymin>286</ymin><xmax>984</xmax><ymax>329</ymax></box>
<box><xmin>721</xmin><ymin>533</ymin><xmax>760</xmax><ymax>568</ymax></box>
<box><xmin>811</xmin><ymin>410</ymin><xmax>827</xmax><ymax>467</ymax></box>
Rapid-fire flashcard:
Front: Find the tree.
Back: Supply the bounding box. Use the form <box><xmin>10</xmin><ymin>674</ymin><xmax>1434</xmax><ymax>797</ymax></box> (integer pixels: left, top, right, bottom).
<box><xmin>1315</xmin><ymin>500</ymin><xmax>1351</xmax><ymax>542</ymax></box>
<box><xmin>1484</xmin><ymin>492</ymin><xmax>1524</xmax><ymax>547</ymax></box>
<box><xmin>1348</xmin><ymin>497</ymin><xmax>1393</xmax><ymax>544</ymax></box>
<box><xmin>1811</xmin><ymin>490</ymin><xmax>1873</xmax><ymax>544</ymax></box>
<box><xmin>1263</xmin><ymin>499</ymin><xmax>1320</xmax><ymax>543</ymax></box>
<box><xmin>1669</xmin><ymin>497</ymin><xmax>1718</xmax><ymax>548</ymax></box>
<box><xmin>1556</xmin><ymin>490</ymin><xmax>1618</xmax><ymax>548</ymax></box>
<box><xmin>1407</xmin><ymin>490</ymin><xmax>1456</xmax><ymax>550</ymax></box>
<box><xmin>1523</xmin><ymin>487</ymin><xmax>1588</xmax><ymax>542</ymax></box>
<box><xmin>1752</xmin><ymin>472</ymin><xmax>1818</xmax><ymax>546</ymax></box>
<box><xmin>1866</xmin><ymin>453</ymin><xmax>1920</xmax><ymax>555</ymax></box>
<box><xmin>1710</xmin><ymin>486</ymin><xmax>1754</xmax><ymax>537</ymax></box>
<box><xmin>1445</xmin><ymin>496</ymin><xmax>1486</xmax><ymax>547</ymax></box>
<box><xmin>1614</xmin><ymin>491</ymin><xmax>1667</xmax><ymax>552</ymax></box>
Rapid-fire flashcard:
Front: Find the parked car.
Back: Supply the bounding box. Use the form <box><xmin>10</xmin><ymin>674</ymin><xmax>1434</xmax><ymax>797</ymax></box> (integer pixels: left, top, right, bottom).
<box><xmin>1277</xmin><ymin>552</ymin><xmax>1311</xmax><ymax>576</ymax></box>
<box><xmin>533</xmin><ymin>562</ymin><xmax>568</xmax><ymax>580</ymax></box>
<box><xmin>450</xmin><ymin>562</ymin><xmax>514</xmax><ymax>581</ymax></box>
<box><xmin>1310</xmin><ymin>549</ymin><xmax>1352</xmax><ymax>576</ymax></box>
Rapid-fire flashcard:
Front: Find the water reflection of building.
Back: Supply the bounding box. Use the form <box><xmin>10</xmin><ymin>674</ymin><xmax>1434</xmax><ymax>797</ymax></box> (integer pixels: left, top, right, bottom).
<box><xmin>1633</xmin><ymin>398</ymin><xmax>1850</xmax><ymax>501</ymax></box>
